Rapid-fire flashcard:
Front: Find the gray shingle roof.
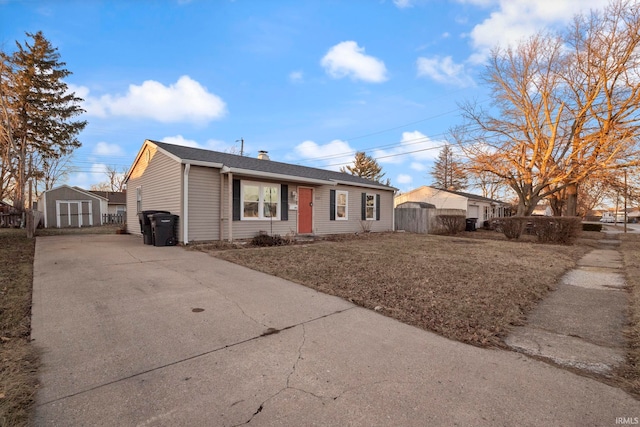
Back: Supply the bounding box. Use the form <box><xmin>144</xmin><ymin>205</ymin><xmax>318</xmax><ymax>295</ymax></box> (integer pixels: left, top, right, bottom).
<box><xmin>433</xmin><ymin>187</ymin><xmax>506</xmax><ymax>204</ymax></box>
<box><xmin>151</xmin><ymin>140</ymin><xmax>395</xmax><ymax>190</ymax></box>
<box><xmin>89</xmin><ymin>191</ymin><xmax>126</xmax><ymax>204</ymax></box>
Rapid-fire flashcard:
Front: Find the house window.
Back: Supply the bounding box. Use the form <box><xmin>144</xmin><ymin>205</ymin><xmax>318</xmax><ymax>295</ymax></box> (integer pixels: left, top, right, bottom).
<box><xmin>136</xmin><ymin>187</ymin><xmax>142</xmax><ymax>213</ymax></box>
<box><xmin>336</xmin><ymin>191</ymin><xmax>348</xmax><ymax>220</ymax></box>
<box><xmin>241</xmin><ymin>181</ymin><xmax>280</xmax><ymax>220</ymax></box>
<box><xmin>365</xmin><ymin>193</ymin><xmax>376</xmax><ymax>220</ymax></box>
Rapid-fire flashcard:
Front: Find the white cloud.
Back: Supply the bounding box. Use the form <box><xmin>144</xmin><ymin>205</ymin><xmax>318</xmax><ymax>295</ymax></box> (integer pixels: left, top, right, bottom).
<box><xmin>397</xmin><ymin>174</ymin><xmax>413</xmax><ymax>184</ymax></box>
<box><xmin>417</xmin><ymin>56</ymin><xmax>474</xmax><ymax>87</ymax></box>
<box><xmin>321</xmin><ymin>41</ymin><xmax>388</xmax><ymax>83</ymax></box>
<box><xmin>464</xmin><ymin>0</ymin><xmax>609</xmax><ymax>64</ymax></box>
<box><xmin>293</xmin><ymin>139</ymin><xmax>355</xmax><ymax>171</ymax></box>
<box><xmin>393</xmin><ymin>0</ymin><xmax>413</xmax><ymax>8</ymax></box>
<box><xmin>373</xmin><ymin>131</ymin><xmax>443</xmax><ymax>164</ymax></box>
<box><xmin>161</xmin><ymin>135</ymin><xmax>200</xmax><ymax>148</ymax></box>
<box><xmin>289</xmin><ymin>70</ymin><xmax>303</xmax><ymax>83</ymax></box>
<box><xmin>92</xmin><ymin>141</ymin><xmax>124</xmax><ymax>156</ymax></box>
<box><xmin>70</xmin><ymin>76</ymin><xmax>227</xmax><ymax>124</ymax></box>
<box><xmin>410</xmin><ymin>162</ymin><xmax>426</xmax><ymax>171</ymax></box>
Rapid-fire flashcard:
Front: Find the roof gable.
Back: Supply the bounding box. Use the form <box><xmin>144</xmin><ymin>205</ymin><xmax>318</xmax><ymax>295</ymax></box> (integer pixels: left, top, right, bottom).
<box><xmin>43</xmin><ymin>185</ymin><xmax>108</xmax><ymax>201</ymax></box>
<box><xmin>144</xmin><ymin>140</ymin><xmax>396</xmax><ymax>191</ymax></box>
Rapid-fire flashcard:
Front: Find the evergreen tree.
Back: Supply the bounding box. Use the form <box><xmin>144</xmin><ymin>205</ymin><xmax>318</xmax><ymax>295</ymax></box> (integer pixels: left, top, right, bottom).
<box><xmin>0</xmin><ymin>31</ymin><xmax>86</xmax><ymax>209</ymax></box>
<box><xmin>340</xmin><ymin>151</ymin><xmax>389</xmax><ymax>184</ymax></box>
<box><xmin>430</xmin><ymin>145</ymin><xmax>467</xmax><ymax>190</ymax></box>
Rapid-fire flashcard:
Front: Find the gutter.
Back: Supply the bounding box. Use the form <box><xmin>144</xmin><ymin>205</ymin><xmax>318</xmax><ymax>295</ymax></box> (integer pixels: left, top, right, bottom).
<box><xmin>183</xmin><ymin>163</ymin><xmax>190</xmax><ymax>244</ymax></box>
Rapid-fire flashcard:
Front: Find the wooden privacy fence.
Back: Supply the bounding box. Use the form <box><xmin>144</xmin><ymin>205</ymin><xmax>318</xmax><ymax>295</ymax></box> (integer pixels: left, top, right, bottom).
<box><xmin>102</xmin><ymin>213</ymin><xmax>125</xmax><ymax>225</ymax></box>
<box><xmin>395</xmin><ymin>204</ymin><xmax>466</xmax><ymax>234</ymax></box>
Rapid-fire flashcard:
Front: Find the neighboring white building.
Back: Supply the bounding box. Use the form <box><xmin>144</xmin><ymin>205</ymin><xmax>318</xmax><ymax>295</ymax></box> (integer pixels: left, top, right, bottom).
<box><xmin>394</xmin><ymin>186</ymin><xmax>509</xmax><ymax>228</ymax></box>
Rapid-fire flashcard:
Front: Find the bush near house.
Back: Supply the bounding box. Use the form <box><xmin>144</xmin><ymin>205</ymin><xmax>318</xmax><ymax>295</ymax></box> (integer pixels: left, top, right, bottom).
<box><xmin>583</xmin><ymin>223</ymin><xmax>603</xmax><ymax>232</ymax></box>
<box><xmin>491</xmin><ymin>216</ymin><xmax>582</xmax><ymax>244</ymax></box>
<box><xmin>436</xmin><ymin>215</ymin><xmax>466</xmax><ymax>235</ymax></box>
<box><xmin>529</xmin><ymin>217</ymin><xmax>582</xmax><ymax>245</ymax></box>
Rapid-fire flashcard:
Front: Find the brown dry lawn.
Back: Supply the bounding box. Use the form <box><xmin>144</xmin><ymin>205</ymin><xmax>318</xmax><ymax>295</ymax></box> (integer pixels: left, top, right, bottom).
<box><xmin>198</xmin><ymin>232</ymin><xmax>596</xmax><ymax>347</ymax></box>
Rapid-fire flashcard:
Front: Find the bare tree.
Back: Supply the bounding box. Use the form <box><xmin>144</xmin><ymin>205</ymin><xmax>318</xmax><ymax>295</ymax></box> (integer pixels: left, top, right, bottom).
<box><xmin>459</xmin><ymin>1</ymin><xmax>640</xmax><ymax>216</ymax></box>
<box><xmin>90</xmin><ymin>165</ymin><xmax>127</xmax><ymax>192</ymax></box>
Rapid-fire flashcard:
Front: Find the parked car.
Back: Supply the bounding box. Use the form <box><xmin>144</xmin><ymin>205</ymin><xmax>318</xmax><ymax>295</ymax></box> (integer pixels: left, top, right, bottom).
<box><xmin>600</xmin><ymin>216</ymin><xmax>615</xmax><ymax>223</ymax></box>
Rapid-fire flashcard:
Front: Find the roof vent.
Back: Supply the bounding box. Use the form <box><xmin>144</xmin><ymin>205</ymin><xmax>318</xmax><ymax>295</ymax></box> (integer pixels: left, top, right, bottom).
<box><xmin>257</xmin><ymin>150</ymin><xmax>270</xmax><ymax>160</ymax></box>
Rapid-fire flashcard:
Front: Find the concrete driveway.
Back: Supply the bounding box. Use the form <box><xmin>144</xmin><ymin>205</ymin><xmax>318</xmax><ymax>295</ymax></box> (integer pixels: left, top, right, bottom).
<box><xmin>32</xmin><ymin>234</ymin><xmax>639</xmax><ymax>426</ymax></box>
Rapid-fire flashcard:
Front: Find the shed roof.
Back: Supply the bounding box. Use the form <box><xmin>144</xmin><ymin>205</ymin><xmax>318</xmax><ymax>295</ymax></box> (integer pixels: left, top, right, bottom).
<box><xmin>145</xmin><ymin>140</ymin><xmax>396</xmax><ymax>191</ymax></box>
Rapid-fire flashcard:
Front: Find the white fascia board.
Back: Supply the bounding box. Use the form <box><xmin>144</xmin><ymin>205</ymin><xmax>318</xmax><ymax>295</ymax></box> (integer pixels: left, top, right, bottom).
<box><xmin>222</xmin><ymin>167</ymin><xmax>333</xmax><ymax>185</ymax></box>
<box><xmin>330</xmin><ymin>179</ymin><xmax>397</xmax><ymax>191</ymax></box>
<box><xmin>181</xmin><ymin>159</ymin><xmax>224</xmax><ymax>169</ymax></box>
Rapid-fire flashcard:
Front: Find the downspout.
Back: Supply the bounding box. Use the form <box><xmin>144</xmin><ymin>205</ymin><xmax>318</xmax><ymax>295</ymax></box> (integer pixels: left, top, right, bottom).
<box><xmin>228</xmin><ymin>172</ymin><xmax>233</xmax><ymax>242</ymax></box>
<box><xmin>220</xmin><ymin>169</ymin><xmax>225</xmax><ymax>241</ymax></box>
<box><xmin>43</xmin><ymin>191</ymin><xmax>48</xmax><ymax>228</ymax></box>
<box><xmin>183</xmin><ymin>163</ymin><xmax>190</xmax><ymax>244</ymax></box>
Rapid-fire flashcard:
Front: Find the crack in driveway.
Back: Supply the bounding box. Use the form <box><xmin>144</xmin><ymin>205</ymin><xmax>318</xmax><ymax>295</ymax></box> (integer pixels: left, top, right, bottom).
<box><xmin>36</xmin><ymin>306</ymin><xmax>356</xmax><ymax>408</ymax></box>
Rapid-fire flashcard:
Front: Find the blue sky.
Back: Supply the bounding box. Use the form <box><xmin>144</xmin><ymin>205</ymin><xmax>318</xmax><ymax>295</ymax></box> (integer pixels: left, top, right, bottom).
<box><xmin>1</xmin><ymin>0</ymin><xmax>609</xmax><ymax>192</ymax></box>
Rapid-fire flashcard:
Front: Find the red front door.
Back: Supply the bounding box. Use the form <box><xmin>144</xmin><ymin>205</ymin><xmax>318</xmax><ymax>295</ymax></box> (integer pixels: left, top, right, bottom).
<box><xmin>298</xmin><ymin>188</ymin><xmax>313</xmax><ymax>234</ymax></box>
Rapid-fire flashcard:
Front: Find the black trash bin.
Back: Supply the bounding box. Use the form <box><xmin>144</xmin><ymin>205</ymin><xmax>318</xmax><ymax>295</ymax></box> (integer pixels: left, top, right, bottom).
<box><xmin>138</xmin><ymin>210</ymin><xmax>169</xmax><ymax>245</ymax></box>
<box><xmin>465</xmin><ymin>218</ymin><xmax>477</xmax><ymax>232</ymax></box>
<box><xmin>150</xmin><ymin>213</ymin><xmax>178</xmax><ymax>247</ymax></box>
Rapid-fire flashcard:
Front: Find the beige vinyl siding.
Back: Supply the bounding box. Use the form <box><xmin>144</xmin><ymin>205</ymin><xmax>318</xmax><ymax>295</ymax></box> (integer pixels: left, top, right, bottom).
<box><xmin>43</xmin><ymin>186</ymin><xmax>104</xmax><ymax>228</ymax></box>
<box><xmin>187</xmin><ymin>166</ymin><xmax>220</xmax><ymax>242</ymax></box>
<box><xmin>313</xmin><ymin>184</ymin><xmax>394</xmax><ymax>235</ymax></box>
<box><xmin>220</xmin><ymin>174</ymin><xmax>299</xmax><ymax>240</ymax></box>
<box><xmin>126</xmin><ymin>147</ymin><xmax>182</xmax><ymax>238</ymax></box>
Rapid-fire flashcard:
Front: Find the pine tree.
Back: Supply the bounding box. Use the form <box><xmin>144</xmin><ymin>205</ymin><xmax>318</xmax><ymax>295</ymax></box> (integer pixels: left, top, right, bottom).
<box><xmin>0</xmin><ymin>31</ymin><xmax>86</xmax><ymax>209</ymax></box>
<box><xmin>340</xmin><ymin>151</ymin><xmax>389</xmax><ymax>184</ymax></box>
<box><xmin>430</xmin><ymin>145</ymin><xmax>467</xmax><ymax>190</ymax></box>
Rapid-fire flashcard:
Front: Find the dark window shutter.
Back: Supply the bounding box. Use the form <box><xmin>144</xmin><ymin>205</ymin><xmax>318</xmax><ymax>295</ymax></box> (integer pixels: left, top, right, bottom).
<box><xmin>330</xmin><ymin>189</ymin><xmax>336</xmax><ymax>221</ymax></box>
<box><xmin>281</xmin><ymin>185</ymin><xmax>288</xmax><ymax>221</ymax></box>
<box><xmin>232</xmin><ymin>179</ymin><xmax>241</xmax><ymax>221</ymax></box>
<box><xmin>376</xmin><ymin>194</ymin><xmax>381</xmax><ymax>221</ymax></box>
<box><xmin>361</xmin><ymin>192</ymin><xmax>367</xmax><ymax>220</ymax></box>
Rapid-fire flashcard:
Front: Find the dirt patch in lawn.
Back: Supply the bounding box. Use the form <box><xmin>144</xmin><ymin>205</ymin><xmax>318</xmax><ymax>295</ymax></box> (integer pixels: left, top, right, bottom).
<box><xmin>198</xmin><ymin>232</ymin><xmax>592</xmax><ymax>347</ymax></box>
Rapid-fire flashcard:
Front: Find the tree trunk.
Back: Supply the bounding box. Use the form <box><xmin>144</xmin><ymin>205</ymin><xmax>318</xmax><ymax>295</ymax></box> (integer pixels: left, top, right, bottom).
<box><xmin>565</xmin><ymin>183</ymin><xmax>579</xmax><ymax>217</ymax></box>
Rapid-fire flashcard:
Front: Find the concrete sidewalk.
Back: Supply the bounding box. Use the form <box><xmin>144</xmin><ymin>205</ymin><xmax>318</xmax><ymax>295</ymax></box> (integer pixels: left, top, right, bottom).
<box><xmin>506</xmin><ymin>238</ymin><xmax>627</xmax><ymax>375</ymax></box>
<box><xmin>32</xmin><ymin>235</ymin><xmax>639</xmax><ymax>426</ymax></box>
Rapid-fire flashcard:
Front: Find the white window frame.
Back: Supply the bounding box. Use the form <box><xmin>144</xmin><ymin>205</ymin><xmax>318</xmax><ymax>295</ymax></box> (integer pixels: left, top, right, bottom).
<box><xmin>336</xmin><ymin>190</ymin><xmax>348</xmax><ymax>221</ymax></box>
<box><xmin>241</xmin><ymin>181</ymin><xmax>281</xmax><ymax>221</ymax></box>
<box><xmin>365</xmin><ymin>193</ymin><xmax>376</xmax><ymax>221</ymax></box>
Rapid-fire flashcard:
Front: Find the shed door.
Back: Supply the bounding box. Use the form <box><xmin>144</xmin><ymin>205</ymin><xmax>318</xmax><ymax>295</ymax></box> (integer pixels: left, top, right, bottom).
<box><xmin>298</xmin><ymin>188</ymin><xmax>313</xmax><ymax>234</ymax></box>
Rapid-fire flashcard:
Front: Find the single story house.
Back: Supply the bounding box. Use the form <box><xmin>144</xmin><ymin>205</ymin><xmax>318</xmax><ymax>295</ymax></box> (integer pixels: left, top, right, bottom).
<box><xmin>394</xmin><ymin>186</ymin><xmax>509</xmax><ymax>228</ymax></box>
<box><xmin>89</xmin><ymin>191</ymin><xmax>127</xmax><ymax>215</ymax></box>
<box><xmin>125</xmin><ymin>140</ymin><xmax>397</xmax><ymax>243</ymax></box>
<box><xmin>531</xmin><ymin>204</ymin><xmax>553</xmax><ymax>216</ymax></box>
<box><xmin>37</xmin><ymin>185</ymin><xmax>108</xmax><ymax>228</ymax></box>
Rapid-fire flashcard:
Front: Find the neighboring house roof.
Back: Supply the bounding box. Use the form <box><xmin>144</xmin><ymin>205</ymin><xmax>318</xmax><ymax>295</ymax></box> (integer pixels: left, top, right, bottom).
<box><xmin>431</xmin><ymin>187</ymin><xmax>506</xmax><ymax>205</ymax></box>
<box><xmin>89</xmin><ymin>191</ymin><xmax>126</xmax><ymax>204</ymax></box>
<box><xmin>133</xmin><ymin>140</ymin><xmax>396</xmax><ymax>191</ymax></box>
